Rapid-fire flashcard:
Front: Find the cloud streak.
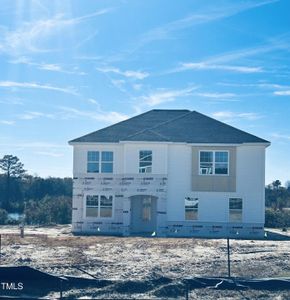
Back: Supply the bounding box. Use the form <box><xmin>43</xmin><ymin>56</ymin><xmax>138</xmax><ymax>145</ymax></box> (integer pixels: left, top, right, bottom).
<box><xmin>97</xmin><ymin>67</ymin><xmax>149</xmax><ymax>80</ymax></box>
<box><xmin>176</xmin><ymin>62</ymin><xmax>263</xmax><ymax>74</ymax></box>
<box><xmin>139</xmin><ymin>86</ymin><xmax>197</xmax><ymax>107</ymax></box>
<box><xmin>212</xmin><ymin>111</ymin><xmax>263</xmax><ymax>122</ymax></box>
<box><xmin>10</xmin><ymin>57</ymin><xmax>86</xmax><ymax>75</ymax></box>
<box><xmin>0</xmin><ymin>8</ymin><xmax>112</xmax><ymax>55</ymax></box>
<box><xmin>0</xmin><ymin>81</ymin><xmax>79</xmax><ymax>96</ymax></box>
<box><xmin>58</xmin><ymin>106</ymin><xmax>129</xmax><ymax>123</ymax></box>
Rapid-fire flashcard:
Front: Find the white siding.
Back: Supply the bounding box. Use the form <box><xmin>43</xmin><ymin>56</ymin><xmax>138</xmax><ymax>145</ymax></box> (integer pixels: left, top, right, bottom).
<box><xmin>73</xmin><ymin>144</ymin><xmax>124</xmax><ymax>175</ymax></box>
<box><xmin>167</xmin><ymin>144</ymin><xmax>192</xmax><ymax>221</ymax></box>
<box><xmin>123</xmin><ymin>143</ymin><xmax>168</xmax><ymax>174</ymax></box>
<box><xmin>236</xmin><ymin>145</ymin><xmax>266</xmax><ymax>223</ymax></box>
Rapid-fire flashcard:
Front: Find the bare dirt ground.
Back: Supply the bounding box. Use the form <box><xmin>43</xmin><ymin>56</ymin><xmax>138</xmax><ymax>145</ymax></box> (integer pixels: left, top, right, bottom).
<box><xmin>0</xmin><ymin>225</ymin><xmax>290</xmax><ymax>299</ymax></box>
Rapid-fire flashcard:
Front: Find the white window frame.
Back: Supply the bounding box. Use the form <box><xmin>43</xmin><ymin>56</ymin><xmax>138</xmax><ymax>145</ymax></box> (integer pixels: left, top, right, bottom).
<box><xmin>87</xmin><ymin>151</ymin><xmax>114</xmax><ymax>174</ymax></box>
<box><xmin>199</xmin><ymin>150</ymin><xmax>229</xmax><ymax>176</ymax></box>
<box><xmin>139</xmin><ymin>150</ymin><xmax>152</xmax><ymax>174</ymax></box>
<box><xmin>84</xmin><ymin>194</ymin><xmax>114</xmax><ymax>220</ymax></box>
<box><xmin>229</xmin><ymin>198</ymin><xmax>243</xmax><ymax>222</ymax></box>
<box><xmin>184</xmin><ymin>197</ymin><xmax>199</xmax><ymax>221</ymax></box>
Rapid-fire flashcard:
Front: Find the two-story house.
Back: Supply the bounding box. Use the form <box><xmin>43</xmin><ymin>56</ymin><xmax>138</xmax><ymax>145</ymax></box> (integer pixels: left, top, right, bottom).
<box><xmin>69</xmin><ymin>109</ymin><xmax>270</xmax><ymax>238</ymax></box>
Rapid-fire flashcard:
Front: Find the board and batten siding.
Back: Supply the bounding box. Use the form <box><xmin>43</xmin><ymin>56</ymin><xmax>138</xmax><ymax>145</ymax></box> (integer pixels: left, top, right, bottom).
<box><xmin>191</xmin><ymin>146</ymin><xmax>236</xmax><ymax>192</ymax></box>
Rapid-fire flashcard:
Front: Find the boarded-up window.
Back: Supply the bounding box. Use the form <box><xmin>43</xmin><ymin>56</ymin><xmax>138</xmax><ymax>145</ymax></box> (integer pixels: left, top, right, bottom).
<box><xmin>185</xmin><ymin>197</ymin><xmax>199</xmax><ymax>220</ymax></box>
<box><xmin>229</xmin><ymin>198</ymin><xmax>242</xmax><ymax>222</ymax></box>
<box><xmin>142</xmin><ymin>197</ymin><xmax>151</xmax><ymax>221</ymax></box>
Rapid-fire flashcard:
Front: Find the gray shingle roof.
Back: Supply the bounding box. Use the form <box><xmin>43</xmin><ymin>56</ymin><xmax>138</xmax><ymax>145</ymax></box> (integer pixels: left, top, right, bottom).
<box><xmin>69</xmin><ymin>109</ymin><xmax>269</xmax><ymax>144</ymax></box>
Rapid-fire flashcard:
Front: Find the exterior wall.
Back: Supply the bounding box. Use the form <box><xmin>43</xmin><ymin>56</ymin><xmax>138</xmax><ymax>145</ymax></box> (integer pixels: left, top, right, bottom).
<box><xmin>71</xmin><ymin>142</ymin><xmax>267</xmax><ymax>238</ymax></box>
<box><xmin>191</xmin><ymin>146</ymin><xmax>236</xmax><ymax>192</ymax></box>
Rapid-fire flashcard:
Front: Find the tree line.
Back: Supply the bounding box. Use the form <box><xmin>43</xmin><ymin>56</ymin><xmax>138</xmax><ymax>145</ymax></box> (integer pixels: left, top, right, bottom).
<box><xmin>0</xmin><ymin>154</ymin><xmax>290</xmax><ymax>228</ymax></box>
<box><xmin>0</xmin><ymin>155</ymin><xmax>72</xmax><ymax>225</ymax></box>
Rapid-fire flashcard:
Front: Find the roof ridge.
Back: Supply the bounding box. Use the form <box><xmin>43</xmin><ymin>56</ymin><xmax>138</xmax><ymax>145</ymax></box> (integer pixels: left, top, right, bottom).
<box><xmin>69</xmin><ymin>109</ymin><xmax>154</xmax><ymax>143</ymax></box>
<box><xmin>124</xmin><ymin>110</ymin><xmax>192</xmax><ymax>140</ymax></box>
<box><xmin>192</xmin><ymin>111</ymin><xmax>269</xmax><ymax>143</ymax></box>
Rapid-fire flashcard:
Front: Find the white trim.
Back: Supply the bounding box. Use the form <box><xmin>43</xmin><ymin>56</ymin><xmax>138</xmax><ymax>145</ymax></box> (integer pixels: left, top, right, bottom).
<box><xmin>198</xmin><ymin>150</ymin><xmax>230</xmax><ymax>176</ymax></box>
<box><xmin>69</xmin><ymin>141</ymin><xmax>270</xmax><ymax>147</ymax></box>
<box><xmin>87</xmin><ymin>150</ymin><xmax>114</xmax><ymax>174</ymax></box>
<box><xmin>83</xmin><ymin>193</ymin><xmax>115</xmax><ymax>220</ymax></box>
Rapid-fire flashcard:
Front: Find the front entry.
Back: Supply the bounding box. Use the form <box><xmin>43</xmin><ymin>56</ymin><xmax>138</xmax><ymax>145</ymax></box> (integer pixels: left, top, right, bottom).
<box><xmin>130</xmin><ymin>195</ymin><xmax>157</xmax><ymax>234</ymax></box>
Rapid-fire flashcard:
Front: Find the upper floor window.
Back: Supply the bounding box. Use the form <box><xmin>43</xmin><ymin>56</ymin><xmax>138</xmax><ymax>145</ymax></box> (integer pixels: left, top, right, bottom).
<box><xmin>229</xmin><ymin>198</ymin><xmax>243</xmax><ymax>222</ymax></box>
<box><xmin>199</xmin><ymin>151</ymin><xmax>229</xmax><ymax>175</ymax></box>
<box><xmin>101</xmin><ymin>151</ymin><xmax>113</xmax><ymax>173</ymax></box>
<box><xmin>139</xmin><ymin>150</ymin><xmax>152</xmax><ymax>173</ymax></box>
<box><xmin>87</xmin><ymin>151</ymin><xmax>99</xmax><ymax>173</ymax></box>
<box><xmin>185</xmin><ymin>197</ymin><xmax>199</xmax><ymax>220</ymax></box>
<box><xmin>87</xmin><ymin>151</ymin><xmax>113</xmax><ymax>173</ymax></box>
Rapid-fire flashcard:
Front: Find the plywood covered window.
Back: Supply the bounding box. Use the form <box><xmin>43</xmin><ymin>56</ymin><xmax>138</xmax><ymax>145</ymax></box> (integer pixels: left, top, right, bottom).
<box><xmin>142</xmin><ymin>197</ymin><xmax>152</xmax><ymax>221</ymax></box>
<box><xmin>199</xmin><ymin>151</ymin><xmax>229</xmax><ymax>175</ymax></box>
<box><xmin>185</xmin><ymin>197</ymin><xmax>199</xmax><ymax>220</ymax></box>
<box><xmin>139</xmin><ymin>150</ymin><xmax>152</xmax><ymax>173</ymax></box>
<box><xmin>229</xmin><ymin>198</ymin><xmax>243</xmax><ymax>222</ymax></box>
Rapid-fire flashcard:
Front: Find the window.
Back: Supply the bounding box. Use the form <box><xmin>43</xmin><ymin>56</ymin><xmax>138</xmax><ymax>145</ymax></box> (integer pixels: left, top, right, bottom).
<box><xmin>199</xmin><ymin>151</ymin><xmax>229</xmax><ymax>175</ymax></box>
<box><xmin>100</xmin><ymin>195</ymin><xmax>113</xmax><ymax>218</ymax></box>
<box><xmin>87</xmin><ymin>151</ymin><xmax>99</xmax><ymax>173</ymax></box>
<box><xmin>86</xmin><ymin>195</ymin><xmax>99</xmax><ymax>217</ymax></box>
<box><xmin>185</xmin><ymin>197</ymin><xmax>199</xmax><ymax>220</ymax></box>
<box><xmin>101</xmin><ymin>151</ymin><xmax>113</xmax><ymax>173</ymax></box>
<box><xmin>229</xmin><ymin>198</ymin><xmax>242</xmax><ymax>222</ymax></box>
<box><xmin>139</xmin><ymin>150</ymin><xmax>152</xmax><ymax>173</ymax></box>
<box><xmin>87</xmin><ymin>151</ymin><xmax>113</xmax><ymax>173</ymax></box>
<box><xmin>86</xmin><ymin>195</ymin><xmax>113</xmax><ymax>218</ymax></box>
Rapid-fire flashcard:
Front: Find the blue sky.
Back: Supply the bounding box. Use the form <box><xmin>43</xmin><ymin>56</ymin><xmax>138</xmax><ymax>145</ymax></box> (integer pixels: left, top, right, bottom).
<box><xmin>0</xmin><ymin>0</ymin><xmax>289</xmax><ymax>185</ymax></box>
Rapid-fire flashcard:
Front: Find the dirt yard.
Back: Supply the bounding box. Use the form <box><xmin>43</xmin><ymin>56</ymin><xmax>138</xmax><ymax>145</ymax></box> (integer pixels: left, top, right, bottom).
<box><xmin>0</xmin><ymin>225</ymin><xmax>290</xmax><ymax>299</ymax></box>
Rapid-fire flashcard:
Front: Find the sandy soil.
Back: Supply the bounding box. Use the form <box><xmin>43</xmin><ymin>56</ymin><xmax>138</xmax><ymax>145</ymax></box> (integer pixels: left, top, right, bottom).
<box><xmin>0</xmin><ymin>225</ymin><xmax>290</xmax><ymax>299</ymax></box>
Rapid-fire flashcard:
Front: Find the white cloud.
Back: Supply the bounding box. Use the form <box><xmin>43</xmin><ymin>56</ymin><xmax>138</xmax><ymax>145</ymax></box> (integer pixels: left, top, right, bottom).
<box><xmin>212</xmin><ymin>111</ymin><xmax>263</xmax><ymax>121</ymax></box>
<box><xmin>196</xmin><ymin>92</ymin><xmax>236</xmax><ymax>98</ymax></box>
<box><xmin>58</xmin><ymin>106</ymin><xmax>129</xmax><ymax>123</ymax></box>
<box><xmin>0</xmin><ymin>81</ymin><xmax>79</xmax><ymax>96</ymax></box>
<box><xmin>0</xmin><ymin>120</ymin><xmax>15</xmax><ymax>125</ymax></box>
<box><xmin>271</xmin><ymin>133</ymin><xmax>290</xmax><ymax>140</ymax></box>
<box><xmin>274</xmin><ymin>90</ymin><xmax>290</xmax><ymax>96</ymax></box>
<box><xmin>133</xmin><ymin>0</ymin><xmax>278</xmax><ymax>50</ymax></box>
<box><xmin>97</xmin><ymin>67</ymin><xmax>149</xmax><ymax>80</ymax></box>
<box><xmin>10</xmin><ymin>57</ymin><xmax>86</xmax><ymax>75</ymax></box>
<box><xmin>140</xmin><ymin>86</ymin><xmax>197</xmax><ymax>107</ymax></box>
<box><xmin>0</xmin><ymin>9</ymin><xmax>112</xmax><ymax>55</ymax></box>
<box><xmin>178</xmin><ymin>62</ymin><xmax>262</xmax><ymax>74</ymax></box>
<box><xmin>34</xmin><ymin>151</ymin><xmax>64</xmax><ymax>158</ymax></box>
<box><xmin>18</xmin><ymin>111</ymin><xmax>55</xmax><ymax>120</ymax></box>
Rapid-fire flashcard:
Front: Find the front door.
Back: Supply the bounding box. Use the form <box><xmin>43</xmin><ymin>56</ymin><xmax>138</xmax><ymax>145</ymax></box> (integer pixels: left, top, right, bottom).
<box><xmin>130</xmin><ymin>195</ymin><xmax>157</xmax><ymax>234</ymax></box>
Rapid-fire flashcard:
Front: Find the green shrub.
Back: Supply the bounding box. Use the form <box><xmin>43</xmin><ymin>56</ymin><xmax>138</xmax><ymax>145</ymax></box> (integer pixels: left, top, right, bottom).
<box><xmin>0</xmin><ymin>208</ymin><xmax>8</xmax><ymax>225</ymax></box>
<box><xmin>265</xmin><ymin>209</ymin><xmax>290</xmax><ymax>228</ymax></box>
<box><xmin>24</xmin><ymin>196</ymin><xmax>72</xmax><ymax>225</ymax></box>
